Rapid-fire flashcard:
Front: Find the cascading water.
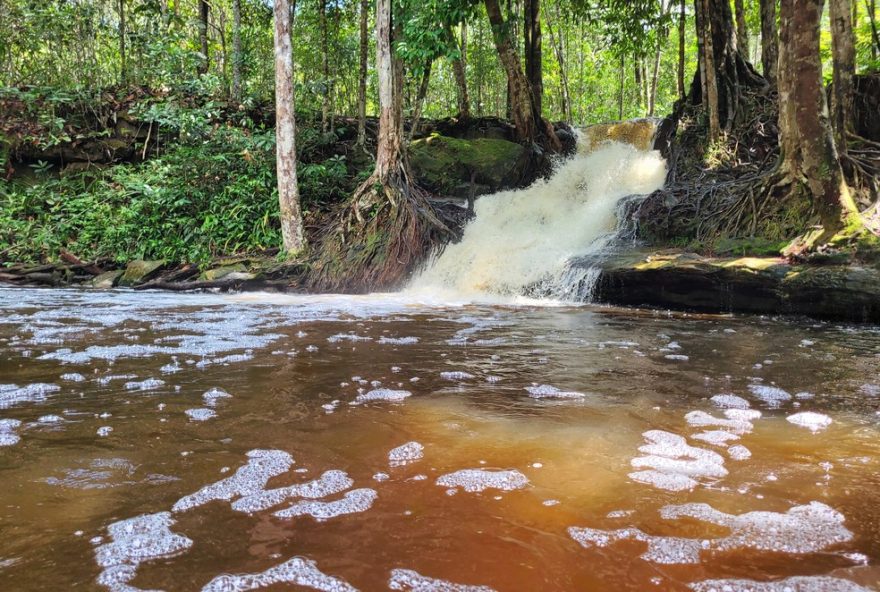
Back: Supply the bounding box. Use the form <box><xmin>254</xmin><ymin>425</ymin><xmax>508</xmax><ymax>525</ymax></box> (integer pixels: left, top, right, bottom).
<box><xmin>408</xmin><ymin>126</ymin><xmax>667</xmax><ymax>301</ymax></box>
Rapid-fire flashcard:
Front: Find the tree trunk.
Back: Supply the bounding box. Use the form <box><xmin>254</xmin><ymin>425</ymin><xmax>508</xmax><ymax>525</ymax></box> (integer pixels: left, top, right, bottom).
<box><xmin>273</xmin><ymin>0</ymin><xmax>306</xmax><ymax>255</ymax></box>
<box><xmin>697</xmin><ymin>0</ymin><xmax>721</xmax><ymax>140</ymax></box>
<box><xmin>408</xmin><ymin>60</ymin><xmax>432</xmax><ymax>140</ymax></box>
<box><xmin>118</xmin><ymin>0</ymin><xmax>126</xmax><ymax>83</ymax></box>
<box><xmin>357</xmin><ymin>0</ymin><xmax>368</xmax><ymax>147</ymax></box>
<box><xmin>618</xmin><ymin>53</ymin><xmax>625</xmax><ymax>120</ymax></box>
<box><xmin>450</xmin><ymin>24</ymin><xmax>471</xmax><ymax>119</ymax></box>
<box><xmin>232</xmin><ymin>0</ymin><xmax>242</xmax><ymax>102</ymax></box>
<box><xmin>760</xmin><ymin>0</ymin><xmax>778</xmax><ymax>85</ymax></box>
<box><xmin>678</xmin><ymin>0</ymin><xmax>686</xmax><ymax>98</ymax></box>
<box><xmin>830</xmin><ymin>0</ymin><xmax>855</xmax><ymax>154</ymax></box>
<box><xmin>777</xmin><ymin>0</ymin><xmax>855</xmax><ymax>236</ymax></box>
<box><xmin>734</xmin><ymin>0</ymin><xmax>748</xmax><ymax>57</ymax></box>
<box><xmin>319</xmin><ymin>0</ymin><xmax>331</xmax><ymax>133</ymax></box>
<box><xmin>199</xmin><ymin>0</ymin><xmax>210</xmax><ymax>75</ymax></box>
<box><xmin>545</xmin><ymin>3</ymin><xmax>571</xmax><ymax>122</ymax></box>
<box><xmin>485</xmin><ymin>0</ymin><xmax>537</xmax><ymax>143</ymax></box>
<box><xmin>869</xmin><ymin>0</ymin><xmax>880</xmax><ymax>60</ymax></box>
<box><xmin>649</xmin><ymin>43</ymin><xmax>662</xmax><ymax>116</ymax></box>
<box><xmin>523</xmin><ymin>0</ymin><xmax>542</xmax><ymax>116</ymax></box>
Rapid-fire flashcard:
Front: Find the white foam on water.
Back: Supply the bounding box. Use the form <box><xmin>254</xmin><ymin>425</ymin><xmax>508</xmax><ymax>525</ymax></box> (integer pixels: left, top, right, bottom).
<box><xmin>685</xmin><ymin>411</ymin><xmax>755</xmax><ymax>434</ymax></box>
<box><xmin>173</xmin><ymin>449</ymin><xmax>294</xmax><ymax>512</ymax></box>
<box><xmin>327</xmin><ymin>333</ymin><xmax>373</xmax><ymax>343</ymax></box>
<box><xmin>440</xmin><ymin>371</ymin><xmax>476</xmax><ymax>381</ymax></box>
<box><xmin>185</xmin><ymin>408</ymin><xmax>216</xmax><ymax>422</ymax></box>
<box><xmin>0</xmin><ymin>383</ymin><xmax>60</xmax><ymax>409</ymax></box>
<box><xmin>568</xmin><ymin>526</ymin><xmax>707</xmax><ymax>564</ymax></box>
<box><xmin>202</xmin><ymin>388</ymin><xmax>232</xmax><ymax>407</ymax></box>
<box><xmin>665</xmin><ymin>354</ymin><xmax>690</xmax><ymax>361</ymax></box>
<box><xmin>388</xmin><ymin>442</ymin><xmax>424</xmax><ymax>467</ymax></box>
<box><xmin>710</xmin><ymin>394</ymin><xmax>751</xmax><ymax>410</ymax></box>
<box><xmin>273</xmin><ymin>488</ymin><xmax>377</xmax><ymax>520</ymax></box>
<box><xmin>389</xmin><ymin>568</ymin><xmax>495</xmax><ymax>591</ymax></box>
<box><xmin>747</xmin><ymin>384</ymin><xmax>792</xmax><ymax>406</ymax></box>
<box><xmin>689</xmin><ymin>576</ymin><xmax>871</xmax><ymax>592</ymax></box>
<box><xmin>354</xmin><ymin>389</ymin><xmax>411</xmax><ymax>404</ymax></box>
<box><xmin>94</xmin><ymin>512</ymin><xmax>193</xmax><ymax>592</ymax></box>
<box><xmin>629</xmin><ymin>470</ymin><xmax>698</xmax><ymax>491</ymax></box>
<box><xmin>201</xmin><ymin>556</ymin><xmax>357</xmax><ymax>592</ymax></box>
<box><xmin>691</xmin><ymin>431</ymin><xmax>741</xmax><ymax>447</ymax></box>
<box><xmin>435</xmin><ymin>469</ymin><xmax>529</xmax><ymax>493</ymax></box>
<box><xmin>629</xmin><ymin>430</ymin><xmax>727</xmax><ymax>491</ymax></box>
<box><xmin>407</xmin><ymin>142</ymin><xmax>666</xmax><ymax>299</ymax></box>
<box><xmin>859</xmin><ymin>384</ymin><xmax>880</xmax><ymax>397</ymax></box>
<box><xmin>61</xmin><ymin>373</ymin><xmax>86</xmax><ymax>382</ymax></box>
<box><xmin>524</xmin><ymin>385</ymin><xmax>586</xmax><ymax>399</ymax></box>
<box><xmin>123</xmin><ymin>378</ymin><xmax>165</xmax><ymax>392</ymax></box>
<box><xmin>787</xmin><ymin>412</ymin><xmax>833</xmax><ymax>432</ymax></box>
<box><xmin>378</xmin><ymin>336</ymin><xmax>419</xmax><ymax>345</ymax></box>
<box><xmin>231</xmin><ymin>470</ymin><xmax>354</xmax><ymax>513</ymax></box>
<box><xmin>0</xmin><ymin>419</ymin><xmax>22</xmax><ymax>446</ymax></box>
<box><xmin>97</xmin><ymin>374</ymin><xmax>138</xmax><ymax>386</ymax></box>
<box><xmin>727</xmin><ymin>445</ymin><xmax>752</xmax><ymax>461</ymax></box>
<box><xmin>37</xmin><ymin>414</ymin><xmax>64</xmax><ymax>424</ymax></box>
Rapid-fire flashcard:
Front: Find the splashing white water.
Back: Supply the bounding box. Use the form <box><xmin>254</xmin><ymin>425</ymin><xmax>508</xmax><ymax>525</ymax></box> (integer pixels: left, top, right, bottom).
<box><xmin>408</xmin><ymin>139</ymin><xmax>666</xmax><ymax>300</ymax></box>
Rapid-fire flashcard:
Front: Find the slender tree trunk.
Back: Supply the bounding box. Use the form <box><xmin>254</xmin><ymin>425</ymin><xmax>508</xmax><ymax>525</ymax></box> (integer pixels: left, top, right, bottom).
<box><xmin>274</xmin><ymin>0</ymin><xmax>305</xmax><ymax>254</ymax></box>
<box><xmin>678</xmin><ymin>0</ymin><xmax>686</xmax><ymax>98</ymax></box>
<box><xmin>232</xmin><ymin>0</ymin><xmax>242</xmax><ymax>101</ymax></box>
<box><xmin>447</xmin><ymin>24</ymin><xmax>471</xmax><ymax>119</ymax></box>
<box><xmin>523</xmin><ymin>0</ymin><xmax>542</xmax><ymax>116</ymax></box>
<box><xmin>199</xmin><ymin>0</ymin><xmax>210</xmax><ymax>75</ymax></box>
<box><xmin>545</xmin><ymin>3</ymin><xmax>571</xmax><ymax>122</ymax></box>
<box><xmin>357</xmin><ymin>0</ymin><xmax>368</xmax><ymax>147</ymax></box>
<box><xmin>830</xmin><ymin>0</ymin><xmax>855</xmax><ymax>154</ymax></box>
<box><xmin>777</xmin><ymin>0</ymin><xmax>855</xmax><ymax>234</ymax></box>
<box><xmin>374</xmin><ymin>0</ymin><xmax>404</xmax><ymax>183</ymax></box>
<box><xmin>485</xmin><ymin>0</ymin><xmax>537</xmax><ymax>143</ymax></box>
<box><xmin>118</xmin><ymin>0</ymin><xmax>126</xmax><ymax>84</ymax></box>
<box><xmin>319</xmin><ymin>0</ymin><xmax>331</xmax><ymax>132</ymax></box>
<box><xmin>734</xmin><ymin>0</ymin><xmax>748</xmax><ymax>56</ymax></box>
<box><xmin>618</xmin><ymin>53</ymin><xmax>625</xmax><ymax>120</ymax></box>
<box><xmin>697</xmin><ymin>0</ymin><xmax>721</xmax><ymax>140</ymax></box>
<box><xmin>649</xmin><ymin>44</ymin><xmax>662</xmax><ymax>116</ymax></box>
<box><xmin>868</xmin><ymin>0</ymin><xmax>880</xmax><ymax>61</ymax></box>
<box><xmin>408</xmin><ymin>60</ymin><xmax>432</xmax><ymax>140</ymax></box>
<box><xmin>760</xmin><ymin>0</ymin><xmax>778</xmax><ymax>85</ymax></box>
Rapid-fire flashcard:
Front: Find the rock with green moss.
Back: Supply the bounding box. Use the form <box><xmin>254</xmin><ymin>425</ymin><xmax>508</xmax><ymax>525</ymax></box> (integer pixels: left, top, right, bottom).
<box><xmin>119</xmin><ymin>260</ymin><xmax>165</xmax><ymax>286</ymax></box>
<box><xmin>409</xmin><ymin>134</ymin><xmax>529</xmax><ymax>198</ymax></box>
<box><xmin>200</xmin><ymin>263</ymin><xmax>248</xmax><ymax>281</ymax></box>
<box><xmin>91</xmin><ymin>270</ymin><xmax>124</xmax><ymax>289</ymax></box>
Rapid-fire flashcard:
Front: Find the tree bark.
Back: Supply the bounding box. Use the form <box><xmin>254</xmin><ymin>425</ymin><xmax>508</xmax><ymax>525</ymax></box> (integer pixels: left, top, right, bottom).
<box><xmin>118</xmin><ymin>0</ymin><xmax>126</xmax><ymax>83</ymax></box>
<box><xmin>274</xmin><ymin>0</ymin><xmax>306</xmax><ymax>254</ymax></box>
<box><xmin>618</xmin><ymin>53</ymin><xmax>625</xmax><ymax>120</ymax></box>
<box><xmin>357</xmin><ymin>0</ymin><xmax>368</xmax><ymax>147</ymax></box>
<box><xmin>777</xmin><ymin>0</ymin><xmax>854</xmax><ymax>234</ymax></box>
<box><xmin>485</xmin><ymin>0</ymin><xmax>537</xmax><ymax>143</ymax></box>
<box><xmin>199</xmin><ymin>0</ymin><xmax>210</xmax><ymax>75</ymax></box>
<box><xmin>449</xmin><ymin>24</ymin><xmax>471</xmax><ymax>119</ymax></box>
<box><xmin>232</xmin><ymin>0</ymin><xmax>242</xmax><ymax>102</ymax></box>
<box><xmin>319</xmin><ymin>0</ymin><xmax>331</xmax><ymax>133</ymax></box>
<box><xmin>523</xmin><ymin>0</ymin><xmax>542</xmax><ymax>116</ymax></box>
<box><xmin>545</xmin><ymin>3</ymin><xmax>571</xmax><ymax>122</ymax></box>
<box><xmin>697</xmin><ymin>0</ymin><xmax>721</xmax><ymax>140</ymax></box>
<box><xmin>868</xmin><ymin>0</ymin><xmax>880</xmax><ymax>60</ymax></box>
<box><xmin>374</xmin><ymin>0</ymin><xmax>404</xmax><ymax>183</ymax></box>
<box><xmin>734</xmin><ymin>0</ymin><xmax>748</xmax><ymax>57</ymax></box>
<box><xmin>678</xmin><ymin>0</ymin><xmax>686</xmax><ymax>99</ymax></box>
<box><xmin>830</xmin><ymin>0</ymin><xmax>855</xmax><ymax>154</ymax></box>
<box><xmin>408</xmin><ymin>60</ymin><xmax>432</xmax><ymax>140</ymax></box>
<box><xmin>760</xmin><ymin>0</ymin><xmax>778</xmax><ymax>85</ymax></box>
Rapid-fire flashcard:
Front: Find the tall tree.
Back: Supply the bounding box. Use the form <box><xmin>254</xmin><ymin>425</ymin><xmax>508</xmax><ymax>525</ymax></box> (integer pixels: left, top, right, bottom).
<box><xmin>449</xmin><ymin>23</ymin><xmax>471</xmax><ymax>118</ymax></box>
<box><xmin>274</xmin><ymin>0</ymin><xmax>306</xmax><ymax>255</ymax></box>
<box><xmin>759</xmin><ymin>0</ymin><xmax>778</xmax><ymax>84</ymax></box>
<box><xmin>776</xmin><ymin>0</ymin><xmax>857</xmax><ymax>243</ymax></box>
<box><xmin>319</xmin><ymin>0</ymin><xmax>332</xmax><ymax>132</ymax></box>
<box><xmin>198</xmin><ymin>0</ymin><xmax>210</xmax><ymax>75</ymax></box>
<box><xmin>357</xmin><ymin>0</ymin><xmax>369</xmax><ymax>147</ymax></box>
<box><xmin>734</xmin><ymin>0</ymin><xmax>748</xmax><ymax>57</ymax></box>
<box><xmin>696</xmin><ymin>0</ymin><xmax>721</xmax><ymax>140</ymax></box>
<box><xmin>678</xmin><ymin>0</ymin><xmax>686</xmax><ymax>98</ymax></box>
<box><xmin>829</xmin><ymin>0</ymin><xmax>855</xmax><ymax>154</ymax></box>
<box><xmin>118</xmin><ymin>0</ymin><xmax>127</xmax><ymax>83</ymax></box>
<box><xmin>232</xmin><ymin>0</ymin><xmax>242</xmax><ymax>102</ymax></box>
<box><xmin>523</xmin><ymin>0</ymin><xmax>542</xmax><ymax>116</ymax></box>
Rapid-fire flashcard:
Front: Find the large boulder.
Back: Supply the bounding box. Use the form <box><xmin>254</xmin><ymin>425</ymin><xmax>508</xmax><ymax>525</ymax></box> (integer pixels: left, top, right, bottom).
<box><xmin>119</xmin><ymin>260</ymin><xmax>166</xmax><ymax>286</ymax></box>
<box><xmin>409</xmin><ymin>134</ymin><xmax>530</xmax><ymax>199</ymax></box>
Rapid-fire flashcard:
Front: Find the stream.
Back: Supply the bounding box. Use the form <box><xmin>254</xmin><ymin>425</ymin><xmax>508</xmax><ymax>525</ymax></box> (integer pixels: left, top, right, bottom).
<box><xmin>1</xmin><ymin>287</ymin><xmax>880</xmax><ymax>591</ymax></box>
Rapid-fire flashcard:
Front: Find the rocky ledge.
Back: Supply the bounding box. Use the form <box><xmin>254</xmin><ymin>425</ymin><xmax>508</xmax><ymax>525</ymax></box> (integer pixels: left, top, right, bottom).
<box><xmin>594</xmin><ymin>250</ymin><xmax>880</xmax><ymax>324</ymax></box>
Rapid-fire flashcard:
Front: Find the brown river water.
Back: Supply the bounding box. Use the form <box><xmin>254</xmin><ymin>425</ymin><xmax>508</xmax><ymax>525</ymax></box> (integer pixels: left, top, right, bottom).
<box><xmin>1</xmin><ymin>287</ymin><xmax>880</xmax><ymax>591</ymax></box>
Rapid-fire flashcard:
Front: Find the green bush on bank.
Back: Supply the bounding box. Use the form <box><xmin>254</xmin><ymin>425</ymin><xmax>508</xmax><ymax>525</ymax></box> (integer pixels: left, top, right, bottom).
<box><xmin>0</xmin><ymin>125</ymin><xmax>357</xmax><ymax>266</ymax></box>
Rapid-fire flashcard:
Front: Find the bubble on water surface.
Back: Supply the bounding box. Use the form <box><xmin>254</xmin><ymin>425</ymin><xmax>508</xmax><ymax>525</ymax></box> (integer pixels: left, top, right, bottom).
<box><xmin>440</xmin><ymin>371</ymin><xmax>476</xmax><ymax>380</ymax></box>
<box><xmin>97</xmin><ymin>426</ymin><xmax>113</xmax><ymax>437</ymax></box>
<box><xmin>389</xmin><ymin>568</ymin><xmax>496</xmax><ymax>591</ymax></box>
<box><xmin>201</xmin><ymin>556</ymin><xmax>357</xmax><ymax>592</ymax></box>
<box><xmin>665</xmin><ymin>354</ymin><xmax>689</xmax><ymax>361</ymax></box>
<box><xmin>710</xmin><ymin>394</ymin><xmax>751</xmax><ymax>410</ymax></box>
<box><xmin>859</xmin><ymin>384</ymin><xmax>879</xmax><ymax>397</ymax></box>
<box><xmin>691</xmin><ymin>431</ymin><xmax>740</xmax><ymax>447</ymax></box>
<box><xmin>37</xmin><ymin>414</ymin><xmax>64</xmax><ymax>424</ymax></box>
<box><xmin>354</xmin><ymin>389</ymin><xmax>411</xmax><ymax>404</ymax></box>
<box><xmin>685</xmin><ymin>411</ymin><xmax>755</xmax><ymax>434</ymax></box>
<box><xmin>94</xmin><ymin>512</ymin><xmax>193</xmax><ymax>592</ymax></box>
<box><xmin>568</xmin><ymin>526</ymin><xmax>706</xmax><ymax>564</ymax></box>
<box><xmin>689</xmin><ymin>576</ymin><xmax>871</xmax><ymax>591</ymax></box>
<box><xmin>727</xmin><ymin>445</ymin><xmax>751</xmax><ymax>461</ymax></box>
<box><xmin>436</xmin><ymin>469</ymin><xmax>529</xmax><ymax>493</ymax></box>
<box><xmin>61</xmin><ymin>373</ymin><xmax>86</xmax><ymax>382</ymax></box>
<box><xmin>96</xmin><ymin>374</ymin><xmax>138</xmax><ymax>386</ymax></box>
<box><xmin>747</xmin><ymin>384</ymin><xmax>792</xmax><ymax>407</ymax></box>
<box><xmin>231</xmin><ymin>470</ymin><xmax>354</xmax><ymax>513</ymax></box>
<box><xmin>185</xmin><ymin>408</ymin><xmax>216</xmax><ymax>422</ymax></box>
<box><xmin>629</xmin><ymin>430</ymin><xmax>727</xmax><ymax>491</ymax></box>
<box><xmin>389</xmin><ymin>442</ymin><xmax>424</xmax><ymax>467</ymax></box>
<box><xmin>202</xmin><ymin>388</ymin><xmax>232</xmax><ymax>408</ymax></box>
<box><xmin>273</xmin><ymin>488</ymin><xmax>377</xmax><ymax>520</ymax></box>
<box><xmin>0</xmin><ymin>383</ymin><xmax>60</xmax><ymax>409</ymax></box>
<box><xmin>524</xmin><ymin>385</ymin><xmax>585</xmax><ymax>399</ymax></box>
<box><xmin>327</xmin><ymin>333</ymin><xmax>372</xmax><ymax>343</ymax></box>
<box><xmin>786</xmin><ymin>412</ymin><xmax>832</xmax><ymax>432</ymax></box>
<box><xmin>123</xmin><ymin>378</ymin><xmax>165</xmax><ymax>392</ymax></box>
<box><xmin>173</xmin><ymin>449</ymin><xmax>294</xmax><ymax>512</ymax></box>
<box><xmin>378</xmin><ymin>336</ymin><xmax>420</xmax><ymax>345</ymax></box>
<box><xmin>0</xmin><ymin>419</ymin><xmax>22</xmax><ymax>446</ymax></box>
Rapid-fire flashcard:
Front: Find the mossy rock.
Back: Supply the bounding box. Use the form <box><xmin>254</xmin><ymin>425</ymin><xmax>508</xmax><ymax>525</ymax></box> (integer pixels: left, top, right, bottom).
<box><xmin>200</xmin><ymin>263</ymin><xmax>248</xmax><ymax>281</ymax></box>
<box><xmin>91</xmin><ymin>270</ymin><xmax>124</xmax><ymax>289</ymax></box>
<box><xmin>119</xmin><ymin>260</ymin><xmax>166</xmax><ymax>286</ymax></box>
<box><xmin>409</xmin><ymin>134</ymin><xmax>529</xmax><ymax>198</ymax></box>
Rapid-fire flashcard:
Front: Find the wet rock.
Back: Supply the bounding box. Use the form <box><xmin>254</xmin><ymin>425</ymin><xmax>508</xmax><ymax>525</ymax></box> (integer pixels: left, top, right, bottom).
<box><xmin>91</xmin><ymin>270</ymin><xmax>124</xmax><ymax>289</ymax></box>
<box><xmin>200</xmin><ymin>264</ymin><xmax>248</xmax><ymax>281</ymax></box>
<box><xmin>119</xmin><ymin>260</ymin><xmax>166</xmax><ymax>287</ymax></box>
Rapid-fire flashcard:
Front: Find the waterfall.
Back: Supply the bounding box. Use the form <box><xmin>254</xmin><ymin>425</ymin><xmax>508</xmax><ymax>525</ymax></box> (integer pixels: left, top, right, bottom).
<box><xmin>407</xmin><ymin>124</ymin><xmax>667</xmax><ymax>302</ymax></box>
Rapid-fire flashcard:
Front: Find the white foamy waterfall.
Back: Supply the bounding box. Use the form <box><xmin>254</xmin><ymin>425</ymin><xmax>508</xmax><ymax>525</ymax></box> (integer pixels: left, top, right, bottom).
<box><xmin>407</xmin><ymin>134</ymin><xmax>667</xmax><ymax>301</ymax></box>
